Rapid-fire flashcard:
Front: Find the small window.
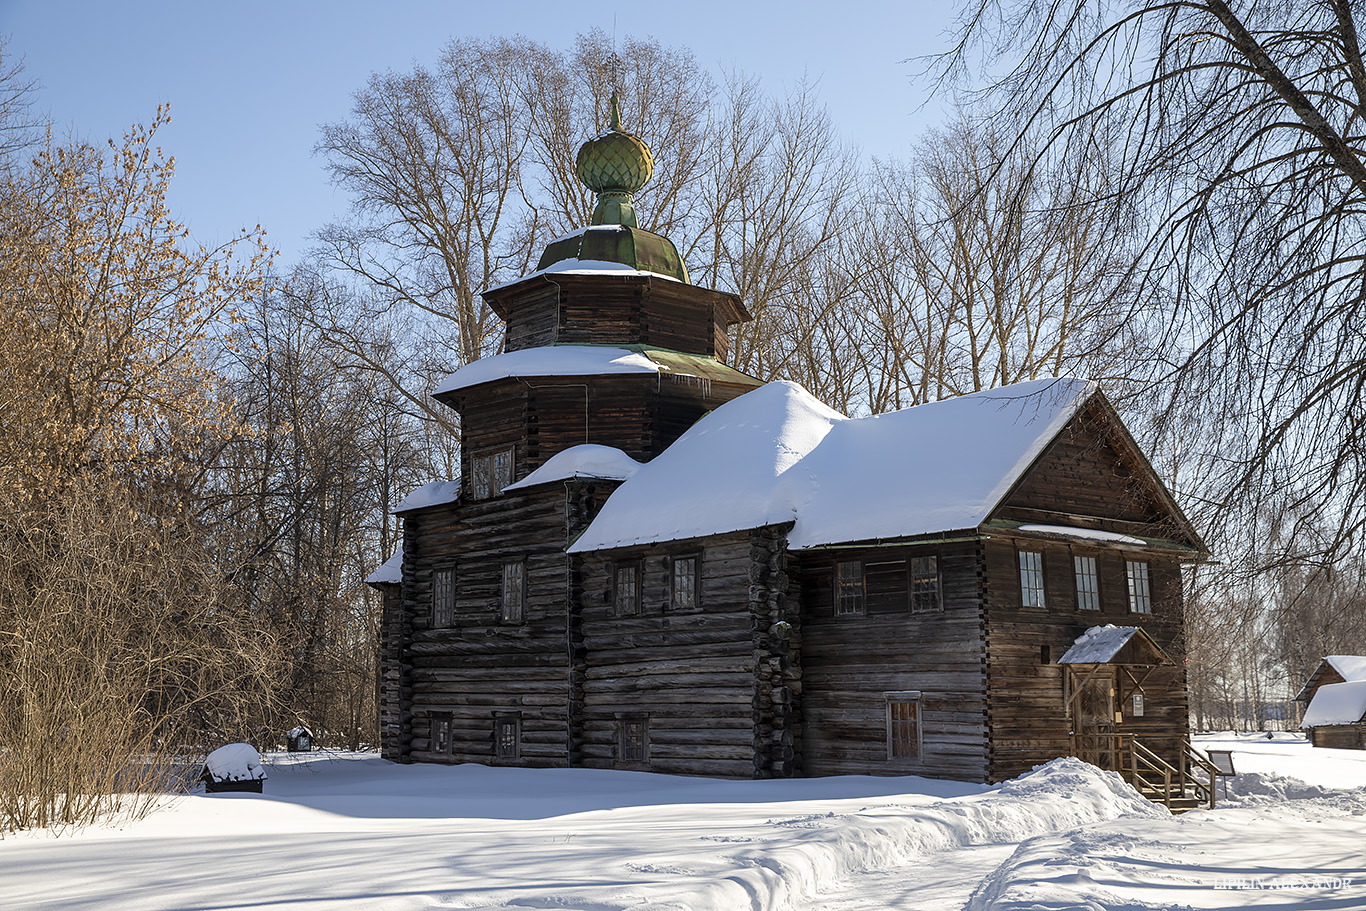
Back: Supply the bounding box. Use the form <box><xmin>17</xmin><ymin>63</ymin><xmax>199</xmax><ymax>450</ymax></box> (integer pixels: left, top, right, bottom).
<box><xmin>494</xmin><ymin>714</ymin><xmax>521</xmax><ymax>761</ymax></box>
<box><xmin>501</xmin><ymin>561</ymin><xmax>525</xmax><ymax>623</ymax></box>
<box><xmin>471</xmin><ymin>447</ymin><xmax>515</xmax><ymax>499</ymax></box>
<box><xmin>433</xmin><ymin>566</ymin><xmax>456</xmax><ymax>628</ymax></box>
<box><xmin>618</xmin><ymin>716</ymin><xmax>648</xmax><ymax>765</ymax></box>
<box><xmin>671</xmin><ymin>555</ymin><xmax>699</xmax><ymax>610</ymax></box>
<box><xmin>1131</xmin><ymin>693</ymin><xmax>1145</xmax><ymax>717</ymax></box>
<box><xmin>1127</xmin><ymin>560</ymin><xmax>1151</xmax><ymax>614</ymax></box>
<box><xmin>431</xmin><ymin>713</ymin><xmax>452</xmax><ymax>755</ymax></box>
<box><xmin>614</xmin><ymin>562</ymin><xmax>640</xmax><ymax>616</ymax></box>
<box><xmin>1074</xmin><ymin>555</ymin><xmax>1100</xmax><ymax>611</ymax></box>
<box><xmin>835</xmin><ymin>560</ymin><xmax>865</xmax><ymax>616</ymax></box>
<box><xmin>1019</xmin><ymin>550</ymin><xmax>1045</xmax><ymax>608</ymax></box>
<box><xmin>885</xmin><ymin>692</ymin><xmax>922</xmax><ymax>760</ymax></box>
<box><xmin>911</xmin><ymin>555</ymin><xmax>941</xmax><ymax>613</ymax></box>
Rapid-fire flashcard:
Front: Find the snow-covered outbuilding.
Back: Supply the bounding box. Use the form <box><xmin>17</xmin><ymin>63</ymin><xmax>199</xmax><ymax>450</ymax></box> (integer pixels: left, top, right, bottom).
<box><xmin>367</xmin><ymin>97</ymin><xmax>1208</xmax><ymax>786</ymax></box>
<box><xmin>1297</xmin><ymin>657</ymin><xmax>1366</xmax><ymax>748</ymax></box>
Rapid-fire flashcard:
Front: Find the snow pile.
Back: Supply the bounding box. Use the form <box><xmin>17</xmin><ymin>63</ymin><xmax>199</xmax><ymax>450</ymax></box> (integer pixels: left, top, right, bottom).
<box><xmin>504</xmin><ymin>444</ymin><xmax>643</xmax><ymax>490</ymax></box>
<box><xmin>571</xmin><ymin>376</ymin><xmax>1095</xmax><ymax>552</ymax></box>
<box><xmin>1301</xmin><ymin>680</ymin><xmax>1366</xmax><ymax>727</ymax></box>
<box><xmin>1057</xmin><ymin>625</ymin><xmax>1140</xmax><ymax>665</ymax></box>
<box><xmin>364</xmin><ymin>544</ymin><xmax>402</xmax><ymax>584</ymax></box>
<box><xmin>392</xmin><ymin>479</ymin><xmax>460</xmax><ymax>513</ymax></box>
<box><xmin>203</xmin><ymin>744</ymin><xmax>267</xmax><ymax>782</ymax></box>
<box><xmin>434</xmin><ymin>346</ymin><xmax>660</xmax><ymax>395</ymax></box>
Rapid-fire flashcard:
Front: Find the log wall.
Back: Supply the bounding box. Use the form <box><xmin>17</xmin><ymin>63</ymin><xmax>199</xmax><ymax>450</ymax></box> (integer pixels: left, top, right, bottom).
<box><xmin>1310</xmin><ymin>725</ymin><xmax>1365</xmax><ymax>749</ymax></box>
<box><xmin>796</xmin><ymin>541</ymin><xmax>989</xmax><ymax>780</ymax></box>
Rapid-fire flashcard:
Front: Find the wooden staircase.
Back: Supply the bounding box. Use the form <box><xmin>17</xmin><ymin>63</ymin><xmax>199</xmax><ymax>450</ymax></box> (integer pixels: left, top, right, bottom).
<box><xmin>1070</xmin><ymin>732</ymin><xmax>1219</xmax><ymax>813</ymax></box>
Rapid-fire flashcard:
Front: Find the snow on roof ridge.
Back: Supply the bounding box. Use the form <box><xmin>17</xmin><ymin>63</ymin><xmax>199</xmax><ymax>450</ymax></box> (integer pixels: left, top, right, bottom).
<box><xmin>1324</xmin><ymin>656</ymin><xmax>1366</xmax><ymax>682</ymax></box>
<box><xmin>485</xmin><ymin>254</ymin><xmax>682</xmax><ymax>294</ymax></box>
<box><xmin>570</xmin><ymin>377</ymin><xmax>1097</xmax><ymax>553</ymax></box>
<box><xmin>435</xmin><ymin>346</ymin><xmax>660</xmax><ymax>396</ymax></box>
<box><xmin>1301</xmin><ymin>679</ymin><xmax>1366</xmax><ymax>728</ymax></box>
<box><xmin>365</xmin><ymin>544</ymin><xmax>404</xmax><ymax>585</ymax></box>
<box><xmin>505</xmin><ymin>444</ymin><xmax>643</xmax><ymax>491</ymax></box>
<box><xmin>1017</xmin><ymin>524</ymin><xmax>1146</xmax><ymax>545</ymax></box>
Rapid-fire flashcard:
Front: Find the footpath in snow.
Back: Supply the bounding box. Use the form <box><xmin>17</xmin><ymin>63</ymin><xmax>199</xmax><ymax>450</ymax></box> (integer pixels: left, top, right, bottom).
<box><xmin>1</xmin><ymin>733</ymin><xmax>1364</xmax><ymax>910</ymax></box>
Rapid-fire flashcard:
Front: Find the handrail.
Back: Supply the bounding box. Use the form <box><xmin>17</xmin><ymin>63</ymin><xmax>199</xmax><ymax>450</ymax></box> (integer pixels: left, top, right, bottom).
<box><xmin>1068</xmin><ymin>732</ymin><xmax>1217</xmax><ymax>811</ymax></box>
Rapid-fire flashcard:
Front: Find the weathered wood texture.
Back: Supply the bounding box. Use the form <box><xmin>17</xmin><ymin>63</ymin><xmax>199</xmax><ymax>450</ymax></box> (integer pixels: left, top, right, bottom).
<box><xmin>982</xmin><ymin>535</ymin><xmax>1189</xmax><ymax>782</ymax></box>
<box><xmin>1310</xmin><ymin>725</ymin><xmax>1365</xmax><ymax>749</ymax></box>
<box><xmin>574</xmin><ymin>527</ymin><xmax>798</xmax><ymax>778</ymax></box>
<box><xmin>375</xmin><ymin>582</ymin><xmax>407</xmax><ymax>762</ymax></box>
<box><xmin>491</xmin><ymin>273</ymin><xmax>744</xmax><ymax>362</ymax></box>
<box><xmin>401</xmin><ymin>484</ymin><xmax>594</xmax><ymax>767</ymax></box>
<box><xmin>797</xmin><ymin>542</ymin><xmax>989</xmax><ymax>781</ymax></box>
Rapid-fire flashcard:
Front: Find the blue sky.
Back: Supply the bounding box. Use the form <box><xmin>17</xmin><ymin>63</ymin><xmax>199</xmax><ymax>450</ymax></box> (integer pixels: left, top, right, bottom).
<box><xmin>2</xmin><ymin>1</ymin><xmax>958</xmax><ymax>267</ymax></box>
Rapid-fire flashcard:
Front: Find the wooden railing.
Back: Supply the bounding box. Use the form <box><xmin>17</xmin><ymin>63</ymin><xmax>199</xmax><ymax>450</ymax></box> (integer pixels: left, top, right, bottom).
<box><xmin>1069</xmin><ymin>732</ymin><xmax>1218</xmax><ymax>811</ymax></box>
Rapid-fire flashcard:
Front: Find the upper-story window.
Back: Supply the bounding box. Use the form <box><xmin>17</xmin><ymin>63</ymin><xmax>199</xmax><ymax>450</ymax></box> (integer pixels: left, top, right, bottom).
<box><xmin>1127</xmin><ymin>560</ymin><xmax>1152</xmax><ymax>614</ymax></box>
<box><xmin>433</xmin><ymin>566</ymin><xmax>456</xmax><ymax>628</ymax></box>
<box><xmin>501</xmin><ymin>561</ymin><xmax>525</xmax><ymax>623</ymax></box>
<box><xmin>670</xmin><ymin>554</ymin><xmax>699</xmax><ymax>610</ymax></box>
<box><xmin>910</xmin><ymin>555</ymin><xmax>941</xmax><ymax>613</ymax></box>
<box><xmin>835</xmin><ymin>560</ymin><xmax>865</xmax><ymax>616</ymax></box>
<box><xmin>614</xmin><ymin>561</ymin><xmax>641</xmax><ymax>616</ymax></box>
<box><xmin>1074</xmin><ymin>555</ymin><xmax>1100</xmax><ymax>611</ymax></box>
<box><xmin>471</xmin><ymin>447</ymin><xmax>515</xmax><ymax>499</ymax></box>
<box><xmin>1019</xmin><ymin>550</ymin><xmax>1045</xmax><ymax>608</ymax></box>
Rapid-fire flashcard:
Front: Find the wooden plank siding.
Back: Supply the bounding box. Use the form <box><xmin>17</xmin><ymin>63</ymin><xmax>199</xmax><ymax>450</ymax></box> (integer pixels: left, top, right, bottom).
<box><xmin>574</xmin><ymin>527</ymin><xmax>799</xmax><ymax>778</ymax></box>
<box><xmin>490</xmin><ymin>273</ymin><xmax>744</xmax><ymax>362</ymax></box>
<box><xmin>796</xmin><ymin>542</ymin><xmax>989</xmax><ymax>781</ymax></box>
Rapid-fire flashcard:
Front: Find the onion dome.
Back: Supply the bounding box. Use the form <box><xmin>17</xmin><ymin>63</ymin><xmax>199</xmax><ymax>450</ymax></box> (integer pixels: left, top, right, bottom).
<box><xmin>575</xmin><ymin>93</ymin><xmax>654</xmax><ymax>228</ymax></box>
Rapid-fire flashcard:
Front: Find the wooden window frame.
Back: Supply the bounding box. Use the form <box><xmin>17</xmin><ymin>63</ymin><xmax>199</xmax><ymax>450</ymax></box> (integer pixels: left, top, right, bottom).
<box><xmin>1018</xmin><ymin>549</ymin><xmax>1046</xmax><ymax>609</ymax></box>
<box><xmin>1074</xmin><ymin>554</ymin><xmax>1100</xmax><ymax>611</ymax></box>
<box><xmin>431</xmin><ymin>711</ymin><xmax>453</xmax><ymax>756</ymax></box>
<box><xmin>885</xmin><ymin>691</ymin><xmax>922</xmax><ymax>761</ymax></box>
<box><xmin>501</xmin><ymin>560</ymin><xmax>526</xmax><ymax>623</ymax></box>
<box><xmin>471</xmin><ymin>446</ymin><xmax>515</xmax><ymax>499</ymax></box>
<box><xmin>1126</xmin><ymin>559</ymin><xmax>1152</xmax><ymax>614</ymax></box>
<box><xmin>835</xmin><ymin>560</ymin><xmax>865</xmax><ymax>617</ymax></box>
<box><xmin>910</xmin><ymin>555</ymin><xmax>941</xmax><ymax>613</ymax></box>
<box><xmin>613</xmin><ymin>560</ymin><xmax>641</xmax><ymax>617</ymax></box>
<box><xmin>432</xmin><ymin>566</ymin><xmax>456</xmax><ymax>629</ymax></box>
<box><xmin>494</xmin><ymin>713</ymin><xmax>521</xmax><ymax>762</ymax></box>
<box><xmin>616</xmin><ymin>714</ymin><xmax>649</xmax><ymax>766</ymax></box>
<box><xmin>669</xmin><ymin>553</ymin><xmax>700</xmax><ymax>611</ymax></box>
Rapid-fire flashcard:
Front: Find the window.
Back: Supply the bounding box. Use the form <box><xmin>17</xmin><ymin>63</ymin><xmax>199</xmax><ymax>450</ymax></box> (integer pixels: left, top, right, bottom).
<box><xmin>1127</xmin><ymin>560</ymin><xmax>1152</xmax><ymax>614</ymax></box>
<box><xmin>885</xmin><ymin>692</ymin><xmax>922</xmax><ymax>760</ymax></box>
<box><xmin>911</xmin><ymin>555</ymin><xmax>941</xmax><ymax>613</ymax></box>
<box><xmin>471</xmin><ymin>447</ymin><xmax>515</xmax><ymax>499</ymax></box>
<box><xmin>1018</xmin><ymin>550</ymin><xmax>1045</xmax><ymax>608</ymax></box>
<box><xmin>835</xmin><ymin>560</ymin><xmax>865</xmax><ymax>616</ymax></box>
<box><xmin>431</xmin><ymin>713</ymin><xmax>452</xmax><ymax>755</ymax></box>
<box><xmin>1074</xmin><ymin>555</ymin><xmax>1100</xmax><ymax>611</ymax></box>
<box><xmin>670</xmin><ymin>555</ymin><xmax>699</xmax><ymax>610</ymax></box>
<box><xmin>494</xmin><ymin>714</ymin><xmax>521</xmax><ymax>761</ymax></box>
<box><xmin>614</xmin><ymin>562</ymin><xmax>640</xmax><ymax>616</ymax></box>
<box><xmin>618</xmin><ymin>716</ymin><xmax>649</xmax><ymax>764</ymax></box>
<box><xmin>433</xmin><ymin>566</ymin><xmax>455</xmax><ymax>628</ymax></box>
<box><xmin>501</xmin><ymin>561</ymin><xmax>525</xmax><ymax>623</ymax></box>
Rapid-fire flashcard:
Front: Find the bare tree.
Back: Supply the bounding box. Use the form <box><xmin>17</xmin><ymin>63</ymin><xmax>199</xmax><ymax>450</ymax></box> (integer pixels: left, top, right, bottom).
<box><xmin>942</xmin><ymin>0</ymin><xmax>1366</xmax><ymax>567</ymax></box>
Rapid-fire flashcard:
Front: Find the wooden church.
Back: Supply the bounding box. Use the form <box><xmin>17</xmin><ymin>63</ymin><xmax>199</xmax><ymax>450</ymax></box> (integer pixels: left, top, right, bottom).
<box><xmin>367</xmin><ymin>99</ymin><xmax>1210</xmax><ymax>790</ymax></box>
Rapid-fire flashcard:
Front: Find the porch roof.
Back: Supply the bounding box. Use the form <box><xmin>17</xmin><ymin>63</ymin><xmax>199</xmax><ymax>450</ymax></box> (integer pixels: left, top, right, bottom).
<box><xmin>1058</xmin><ymin>625</ymin><xmax>1170</xmax><ymax>666</ymax></box>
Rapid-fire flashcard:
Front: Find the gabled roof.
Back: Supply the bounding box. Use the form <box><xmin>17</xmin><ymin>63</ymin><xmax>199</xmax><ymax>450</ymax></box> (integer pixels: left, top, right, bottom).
<box><xmin>569</xmin><ymin>377</ymin><xmax>1100</xmax><ymax>553</ymax></box>
<box><xmin>505</xmin><ymin>445</ymin><xmax>643</xmax><ymax>491</ymax></box>
<box><xmin>1058</xmin><ymin>626</ymin><xmax>1171</xmax><ymax>666</ymax></box>
<box><xmin>1301</xmin><ymin>680</ymin><xmax>1366</xmax><ymax>728</ymax></box>
<box><xmin>1294</xmin><ymin>656</ymin><xmax>1366</xmax><ymax>701</ymax></box>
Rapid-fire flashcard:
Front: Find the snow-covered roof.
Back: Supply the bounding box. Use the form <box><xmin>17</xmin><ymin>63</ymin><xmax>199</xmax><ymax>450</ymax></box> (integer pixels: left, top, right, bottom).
<box><xmin>435</xmin><ymin>346</ymin><xmax>660</xmax><ymax>396</ymax></box>
<box><xmin>1058</xmin><ymin>626</ymin><xmax>1142</xmax><ymax>664</ymax></box>
<box><xmin>569</xmin><ymin>377</ymin><xmax>1095</xmax><ymax>553</ymax></box>
<box><xmin>365</xmin><ymin>544</ymin><xmax>403</xmax><ymax>585</ymax></box>
<box><xmin>393</xmin><ymin>480</ymin><xmax>461</xmax><ymax>514</ymax></box>
<box><xmin>504</xmin><ymin>444</ymin><xmax>643</xmax><ymax>491</ymax></box>
<box><xmin>1301</xmin><ymin>681</ymin><xmax>1366</xmax><ymax>728</ymax></box>
<box><xmin>204</xmin><ymin>743</ymin><xmax>267</xmax><ymax>782</ymax></box>
<box><xmin>1017</xmin><ymin>524</ymin><xmax>1146</xmax><ymax>546</ymax></box>
<box><xmin>1325</xmin><ymin>656</ymin><xmax>1366</xmax><ymax>682</ymax></box>
<box><xmin>487</xmin><ymin>256</ymin><xmax>683</xmax><ymax>294</ymax></box>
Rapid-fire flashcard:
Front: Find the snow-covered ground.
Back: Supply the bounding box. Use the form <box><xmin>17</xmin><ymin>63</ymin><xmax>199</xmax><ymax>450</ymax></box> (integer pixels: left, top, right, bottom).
<box><xmin>3</xmin><ymin>734</ymin><xmax>1363</xmax><ymax>910</ymax></box>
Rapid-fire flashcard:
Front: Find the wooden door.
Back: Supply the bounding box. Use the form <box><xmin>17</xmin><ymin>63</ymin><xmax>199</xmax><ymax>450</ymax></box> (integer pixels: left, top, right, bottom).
<box><xmin>1068</xmin><ymin>667</ymin><xmax>1117</xmax><ymax>768</ymax></box>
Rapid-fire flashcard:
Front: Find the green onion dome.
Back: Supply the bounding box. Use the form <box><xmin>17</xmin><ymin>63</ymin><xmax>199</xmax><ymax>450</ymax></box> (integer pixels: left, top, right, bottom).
<box><xmin>575</xmin><ymin>93</ymin><xmax>654</xmax><ymax>228</ymax></box>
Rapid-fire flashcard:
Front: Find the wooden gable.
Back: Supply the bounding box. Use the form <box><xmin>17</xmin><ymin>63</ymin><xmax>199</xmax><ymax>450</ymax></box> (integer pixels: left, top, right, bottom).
<box><xmin>991</xmin><ymin>393</ymin><xmax>1205</xmax><ymax>556</ymax></box>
